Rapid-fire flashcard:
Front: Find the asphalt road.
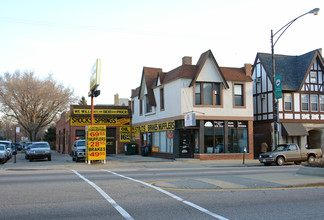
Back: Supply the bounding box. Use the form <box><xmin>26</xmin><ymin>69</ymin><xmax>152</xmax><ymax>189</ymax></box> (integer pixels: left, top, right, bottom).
<box><xmin>1</xmin><ymin>151</ymin><xmax>324</xmax><ymax>220</ymax></box>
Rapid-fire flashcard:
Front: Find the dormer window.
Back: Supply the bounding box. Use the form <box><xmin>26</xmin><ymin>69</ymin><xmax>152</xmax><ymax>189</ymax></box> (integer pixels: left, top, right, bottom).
<box><xmin>145</xmin><ymin>95</ymin><xmax>152</xmax><ymax>113</ymax></box>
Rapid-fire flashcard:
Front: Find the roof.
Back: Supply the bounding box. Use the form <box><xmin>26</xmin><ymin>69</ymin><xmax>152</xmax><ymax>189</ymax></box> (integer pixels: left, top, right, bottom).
<box><xmin>221</xmin><ymin>67</ymin><xmax>252</xmax><ymax>82</ymax></box>
<box><xmin>257</xmin><ymin>49</ymin><xmax>320</xmax><ymax>91</ymax></box>
<box><xmin>134</xmin><ymin>50</ymin><xmax>252</xmax><ymax>100</ymax></box>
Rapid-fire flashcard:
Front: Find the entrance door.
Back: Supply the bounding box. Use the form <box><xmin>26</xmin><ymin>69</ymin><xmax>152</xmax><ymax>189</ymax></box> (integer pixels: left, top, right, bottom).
<box><xmin>106</xmin><ymin>128</ymin><xmax>116</xmax><ymax>154</ymax></box>
<box><xmin>179</xmin><ymin>130</ymin><xmax>194</xmax><ymax>158</ymax></box>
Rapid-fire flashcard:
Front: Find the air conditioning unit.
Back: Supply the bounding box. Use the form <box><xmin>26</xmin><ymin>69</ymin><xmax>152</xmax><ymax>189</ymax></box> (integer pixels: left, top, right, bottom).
<box><xmin>255</xmin><ymin>77</ymin><xmax>261</xmax><ymax>83</ymax></box>
<box><xmin>260</xmin><ymin>94</ymin><xmax>266</xmax><ymax>99</ymax></box>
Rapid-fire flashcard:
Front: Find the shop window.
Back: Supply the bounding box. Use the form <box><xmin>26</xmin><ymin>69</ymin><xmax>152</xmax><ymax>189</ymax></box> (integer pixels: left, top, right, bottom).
<box><xmin>228</xmin><ymin>121</ymin><xmax>248</xmax><ymax>153</ymax></box>
<box><xmin>204</xmin><ymin>121</ymin><xmax>224</xmax><ymax>154</ymax></box>
<box><xmin>152</xmin><ymin>131</ymin><xmax>172</xmax><ymax>153</ymax></box>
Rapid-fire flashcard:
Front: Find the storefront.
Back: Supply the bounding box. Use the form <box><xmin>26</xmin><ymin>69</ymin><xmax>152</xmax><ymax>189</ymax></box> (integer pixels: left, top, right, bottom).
<box><xmin>132</xmin><ymin>118</ymin><xmax>253</xmax><ymax>160</ymax></box>
<box><xmin>56</xmin><ymin>105</ymin><xmax>132</xmax><ymax>155</ymax></box>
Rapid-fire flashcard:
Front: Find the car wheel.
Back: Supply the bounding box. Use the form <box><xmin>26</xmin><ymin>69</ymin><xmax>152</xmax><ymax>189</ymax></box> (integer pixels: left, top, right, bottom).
<box><xmin>276</xmin><ymin>157</ymin><xmax>285</xmax><ymax>166</ymax></box>
<box><xmin>29</xmin><ymin>158</ymin><xmax>33</xmax><ymax>162</ymax></box>
<box><xmin>308</xmin><ymin>155</ymin><xmax>315</xmax><ymax>164</ymax></box>
<box><xmin>48</xmin><ymin>156</ymin><xmax>52</xmax><ymax>161</ymax></box>
<box><xmin>76</xmin><ymin>157</ymin><xmax>79</xmax><ymax>162</ymax></box>
<box><xmin>72</xmin><ymin>155</ymin><xmax>76</xmax><ymax>161</ymax></box>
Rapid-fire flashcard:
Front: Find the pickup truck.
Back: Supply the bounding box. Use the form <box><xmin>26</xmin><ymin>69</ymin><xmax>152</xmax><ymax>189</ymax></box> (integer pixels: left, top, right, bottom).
<box><xmin>259</xmin><ymin>143</ymin><xmax>323</xmax><ymax>166</ymax></box>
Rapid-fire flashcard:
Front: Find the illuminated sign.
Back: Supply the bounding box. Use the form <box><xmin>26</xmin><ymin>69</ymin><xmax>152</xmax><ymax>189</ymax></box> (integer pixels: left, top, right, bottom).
<box><xmin>73</xmin><ymin>109</ymin><xmax>128</xmax><ymax>115</ymax></box>
<box><xmin>90</xmin><ymin>58</ymin><xmax>101</xmax><ymax>92</ymax></box>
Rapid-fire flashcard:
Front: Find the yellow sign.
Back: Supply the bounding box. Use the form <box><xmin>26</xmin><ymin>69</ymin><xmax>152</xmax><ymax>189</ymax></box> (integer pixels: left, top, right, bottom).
<box><xmin>152</xmin><ymin>146</ymin><xmax>159</xmax><ymax>152</ymax></box>
<box><xmin>133</xmin><ymin>121</ymin><xmax>175</xmax><ymax>133</ymax></box>
<box><xmin>86</xmin><ymin>125</ymin><xmax>106</xmax><ymax>161</ymax></box>
<box><xmin>71</xmin><ymin>117</ymin><xmax>130</xmax><ymax>126</ymax></box>
<box><xmin>90</xmin><ymin>58</ymin><xmax>101</xmax><ymax>92</ymax></box>
<box><xmin>120</xmin><ymin>126</ymin><xmax>131</xmax><ymax>142</ymax></box>
<box><xmin>73</xmin><ymin>109</ymin><xmax>129</xmax><ymax>115</ymax></box>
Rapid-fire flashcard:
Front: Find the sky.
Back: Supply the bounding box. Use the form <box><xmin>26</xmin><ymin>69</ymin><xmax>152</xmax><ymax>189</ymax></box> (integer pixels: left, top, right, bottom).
<box><xmin>0</xmin><ymin>0</ymin><xmax>323</xmax><ymax>105</ymax></box>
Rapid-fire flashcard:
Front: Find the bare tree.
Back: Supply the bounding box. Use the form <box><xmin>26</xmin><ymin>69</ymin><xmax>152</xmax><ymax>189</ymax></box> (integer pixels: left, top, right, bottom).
<box><xmin>0</xmin><ymin>71</ymin><xmax>77</xmax><ymax>141</ymax></box>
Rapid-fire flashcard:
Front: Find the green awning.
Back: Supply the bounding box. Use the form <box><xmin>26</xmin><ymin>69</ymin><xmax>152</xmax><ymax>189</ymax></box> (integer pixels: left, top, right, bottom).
<box><xmin>281</xmin><ymin>123</ymin><xmax>308</xmax><ymax>136</ymax></box>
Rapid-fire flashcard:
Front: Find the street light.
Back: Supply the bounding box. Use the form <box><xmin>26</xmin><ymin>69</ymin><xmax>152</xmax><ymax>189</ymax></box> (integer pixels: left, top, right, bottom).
<box><xmin>271</xmin><ymin>8</ymin><xmax>320</xmax><ymax>150</ymax></box>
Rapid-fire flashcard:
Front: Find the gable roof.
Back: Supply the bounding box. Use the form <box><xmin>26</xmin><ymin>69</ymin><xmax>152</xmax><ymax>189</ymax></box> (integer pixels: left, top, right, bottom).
<box><xmin>138</xmin><ymin>67</ymin><xmax>162</xmax><ymax>106</ymax></box>
<box><xmin>189</xmin><ymin>50</ymin><xmax>229</xmax><ymax>88</ymax></box>
<box><xmin>256</xmin><ymin>49</ymin><xmax>322</xmax><ymax>91</ymax></box>
<box><xmin>221</xmin><ymin>67</ymin><xmax>252</xmax><ymax>82</ymax></box>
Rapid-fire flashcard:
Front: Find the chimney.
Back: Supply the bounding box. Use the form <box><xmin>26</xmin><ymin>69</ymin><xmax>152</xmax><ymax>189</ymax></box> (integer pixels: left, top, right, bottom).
<box><xmin>114</xmin><ymin>93</ymin><xmax>119</xmax><ymax>106</ymax></box>
<box><xmin>244</xmin><ymin>63</ymin><xmax>252</xmax><ymax>77</ymax></box>
<box><xmin>182</xmin><ymin>56</ymin><xmax>192</xmax><ymax>65</ymax></box>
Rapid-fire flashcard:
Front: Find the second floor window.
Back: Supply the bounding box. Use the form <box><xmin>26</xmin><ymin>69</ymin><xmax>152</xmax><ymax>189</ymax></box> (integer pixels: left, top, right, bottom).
<box><xmin>234</xmin><ymin>84</ymin><xmax>244</xmax><ymax>106</ymax></box>
<box><xmin>145</xmin><ymin>95</ymin><xmax>152</xmax><ymax>113</ymax></box>
<box><xmin>320</xmin><ymin>95</ymin><xmax>324</xmax><ymax>112</ymax></box>
<box><xmin>160</xmin><ymin>88</ymin><xmax>165</xmax><ymax>110</ymax></box>
<box><xmin>311</xmin><ymin>95</ymin><xmax>318</xmax><ymax>112</ymax></box>
<box><xmin>284</xmin><ymin>93</ymin><xmax>292</xmax><ymax>111</ymax></box>
<box><xmin>310</xmin><ymin>71</ymin><xmax>317</xmax><ymax>83</ymax></box>
<box><xmin>301</xmin><ymin>94</ymin><xmax>309</xmax><ymax>111</ymax></box>
<box><xmin>195</xmin><ymin>82</ymin><xmax>221</xmax><ymax>106</ymax></box>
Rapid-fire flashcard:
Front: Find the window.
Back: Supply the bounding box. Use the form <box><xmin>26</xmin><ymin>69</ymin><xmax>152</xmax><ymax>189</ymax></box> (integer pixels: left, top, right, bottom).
<box><xmin>234</xmin><ymin>84</ymin><xmax>244</xmax><ymax>106</ymax></box>
<box><xmin>139</xmin><ymin>99</ymin><xmax>143</xmax><ymax>115</ymax></box>
<box><xmin>310</xmin><ymin>71</ymin><xmax>317</xmax><ymax>83</ymax></box>
<box><xmin>284</xmin><ymin>93</ymin><xmax>292</xmax><ymax>111</ymax></box>
<box><xmin>320</xmin><ymin>95</ymin><xmax>324</xmax><ymax>112</ymax></box>
<box><xmin>195</xmin><ymin>83</ymin><xmax>201</xmax><ymax>105</ymax></box>
<box><xmin>301</xmin><ymin>94</ymin><xmax>309</xmax><ymax>111</ymax></box>
<box><xmin>195</xmin><ymin>82</ymin><xmax>221</xmax><ymax>106</ymax></box>
<box><xmin>214</xmin><ymin>83</ymin><xmax>221</xmax><ymax>105</ymax></box>
<box><xmin>160</xmin><ymin>88</ymin><xmax>165</xmax><ymax>110</ymax></box>
<box><xmin>310</xmin><ymin>95</ymin><xmax>318</xmax><ymax>112</ymax></box>
<box><xmin>145</xmin><ymin>95</ymin><xmax>152</xmax><ymax>113</ymax></box>
<box><xmin>131</xmin><ymin>100</ymin><xmax>134</xmax><ymax>114</ymax></box>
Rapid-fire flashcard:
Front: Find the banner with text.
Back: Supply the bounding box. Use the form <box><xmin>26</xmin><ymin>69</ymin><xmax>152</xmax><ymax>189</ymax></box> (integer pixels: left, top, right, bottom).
<box><xmin>86</xmin><ymin>125</ymin><xmax>106</xmax><ymax>161</ymax></box>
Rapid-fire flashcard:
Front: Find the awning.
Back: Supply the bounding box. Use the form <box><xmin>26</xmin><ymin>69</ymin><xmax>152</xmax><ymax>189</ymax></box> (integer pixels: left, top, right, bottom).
<box><xmin>281</xmin><ymin>123</ymin><xmax>308</xmax><ymax>136</ymax></box>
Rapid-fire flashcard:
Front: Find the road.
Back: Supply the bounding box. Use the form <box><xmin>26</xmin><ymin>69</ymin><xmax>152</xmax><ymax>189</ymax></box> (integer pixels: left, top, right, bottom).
<box><xmin>1</xmin><ymin>152</ymin><xmax>324</xmax><ymax>220</ymax></box>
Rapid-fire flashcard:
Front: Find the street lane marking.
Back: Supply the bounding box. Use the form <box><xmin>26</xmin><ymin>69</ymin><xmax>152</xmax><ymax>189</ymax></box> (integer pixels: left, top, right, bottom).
<box><xmin>72</xmin><ymin>170</ymin><xmax>134</xmax><ymax>220</ymax></box>
<box><xmin>103</xmin><ymin>169</ymin><xmax>229</xmax><ymax>220</ymax></box>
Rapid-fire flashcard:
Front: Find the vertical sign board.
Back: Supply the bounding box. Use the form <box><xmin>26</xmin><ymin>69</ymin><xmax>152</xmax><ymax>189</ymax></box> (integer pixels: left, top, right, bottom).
<box><xmin>86</xmin><ymin>125</ymin><xmax>106</xmax><ymax>161</ymax></box>
<box><xmin>275</xmin><ymin>74</ymin><xmax>282</xmax><ymax>99</ymax></box>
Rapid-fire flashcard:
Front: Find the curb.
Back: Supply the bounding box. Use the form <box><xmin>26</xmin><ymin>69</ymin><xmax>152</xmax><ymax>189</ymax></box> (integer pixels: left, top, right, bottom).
<box><xmin>297</xmin><ymin>166</ymin><xmax>324</xmax><ymax>177</ymax></box>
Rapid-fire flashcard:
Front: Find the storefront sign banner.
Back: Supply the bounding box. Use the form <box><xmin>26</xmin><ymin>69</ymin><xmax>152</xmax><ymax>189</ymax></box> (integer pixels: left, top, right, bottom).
<box><xmin>71</xmin><ymin>117</ymin><xmax>130</xmax><ymax>126</ymax></box>
<box><xmin>86</xmin><ymin>125</ymin><xmax>106</xmax><ymax>161</ymax></box>
<box><xmin>184</xmin><ymin>113</ymin><xmax>196</xmax><ymax>127</ymax></box>
<box><xmin>73</xmin><ymin>109</ymin><xmax>129</xmax><ymax>115</ymax></box>
<box><xmin>120</xmin><ymin>126</ymin><xmax>131</xmax><ymax>142</ymax></box>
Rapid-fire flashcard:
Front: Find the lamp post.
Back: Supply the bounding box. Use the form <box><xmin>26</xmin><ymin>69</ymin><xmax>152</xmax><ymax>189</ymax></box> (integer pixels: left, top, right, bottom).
<box><xmin>271</xmin><ymin>8</ymin><xmax>320</xmax><ymax>150</ymax></box>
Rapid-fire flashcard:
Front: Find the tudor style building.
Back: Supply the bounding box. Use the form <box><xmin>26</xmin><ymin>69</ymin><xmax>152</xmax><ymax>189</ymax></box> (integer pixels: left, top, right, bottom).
<box><xmin>131</xmin><ymin>50</ymin><xmax>254</xmax><ymax>160</ymax></box>
<box><xmin>252</xmin><ymin>49</ymin><xmax>324</xmax><ymax>157</ymax></box>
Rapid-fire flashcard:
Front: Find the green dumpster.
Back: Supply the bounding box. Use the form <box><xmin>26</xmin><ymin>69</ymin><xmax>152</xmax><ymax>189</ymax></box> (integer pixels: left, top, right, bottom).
<box><xmin>125</xmin><ymin>143</ymin><xmax>137</xmax><ymax>155</ymax></box>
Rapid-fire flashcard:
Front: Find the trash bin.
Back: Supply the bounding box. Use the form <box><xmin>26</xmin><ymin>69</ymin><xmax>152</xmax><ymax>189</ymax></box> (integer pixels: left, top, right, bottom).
<box><xmin>125</xmin><ymin>143</ymin><xmax>137</xmax><ymax>155</ymax></box>
<box><xmin>140</xmin><ymin>145</ymin><xmax>151</xmax><ymax>156</ymax></box>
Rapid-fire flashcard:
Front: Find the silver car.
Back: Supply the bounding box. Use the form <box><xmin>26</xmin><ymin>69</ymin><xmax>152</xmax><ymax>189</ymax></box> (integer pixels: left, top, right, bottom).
<box><xmin>72</xmin><ymin>139</ymin><xmax>86</xmax><ymax>162</ymax></box>
<box><xmin>28</xmin><ymin>142</ymin><xmax>51</xmax><ymax>162</ymax></box>
<box><xmin>0</xmin><ymin>141</ymin><xmax>12</xmax><ymax>159</ymax></box>
<box><xmin>0</xmin><ymin>144</ymin><xmax>8</xmax><ymax>164</ymax></box>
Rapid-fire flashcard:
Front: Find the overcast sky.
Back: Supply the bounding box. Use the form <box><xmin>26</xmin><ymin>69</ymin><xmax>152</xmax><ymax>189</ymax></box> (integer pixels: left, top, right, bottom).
<box><xmin>0</xmin><ymin>0</ymin><xmax>323</xmax><ymax>104</ymax></box>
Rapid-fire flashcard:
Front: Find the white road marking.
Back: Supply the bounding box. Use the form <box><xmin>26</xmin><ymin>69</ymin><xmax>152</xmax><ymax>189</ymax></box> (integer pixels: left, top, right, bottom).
<box><xmin>72</xmin><ymin>170</ymin><xmax>134</xmax><ymax>220</ymax></box>
<box><xmin>103</xmin><ymin>169</ymin><xmax>229</xmax><ymax>220</ymax></box>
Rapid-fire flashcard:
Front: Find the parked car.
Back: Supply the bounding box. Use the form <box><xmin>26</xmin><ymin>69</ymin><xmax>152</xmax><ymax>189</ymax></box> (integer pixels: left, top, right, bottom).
<box><xmin>0</xmin><ymin>144</ymin><xmax>8</xmax><ymax>164</ymax></box>
<box><xmin>259</xmin><ymin>143</ymin><xmax>323</xmax><ymax>166</ymax></box>
<box><xmin>0</xmin><ymin>141</ymin><xmax>12</xmax><ymax>159</ymax></box>
<box><xmin>28</xmin><ymin>142</ymin><xmax>51</xmax><ymax>162</ymax></box>
<box><xmin>72</xmin><ymin>139</ymin><xmax>86</xmax><ymax>162</ymax></box>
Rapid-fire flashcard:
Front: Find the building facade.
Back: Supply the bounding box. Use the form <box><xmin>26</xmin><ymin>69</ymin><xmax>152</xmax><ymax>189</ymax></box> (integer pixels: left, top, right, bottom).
<box><xmin>56</xmin><ymin>105</ymin><xmax>132</xmax><ymax>155</ymax></box>
<box><xmin>131</xmin><ymin>50</ymin><xmax>254</xmax><ymax>160</ymax></box>
<box><xmin>252</xmin><ymin>49</ymin><xmax>324</xmax><ymax>157</ymax></box>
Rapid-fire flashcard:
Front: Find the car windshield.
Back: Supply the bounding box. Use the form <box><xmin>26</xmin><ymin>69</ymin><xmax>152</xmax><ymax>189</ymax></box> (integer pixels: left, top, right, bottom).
<box><xmin>0</xmin><ymin>146</ymin><xmax>5</xmax><ymax>150</ymax></box>
<box><xmin>274</xmin><ymin>145</ymin><xmax>288</xmax><ymax>151</ymax></box>
<box><xmin>0</xmin><ymin>142</ymin><xmax>10</xmax><ymax>147</ymax></box>
<box><xmin>77</xmin><ymin>141</ymin><xmax>85</xmax><ymax>146</ymax></box>
<box><xmin>30</xmin><ymin>144</ymin><xmax>50</xmax><ymax>149</ymax></box>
